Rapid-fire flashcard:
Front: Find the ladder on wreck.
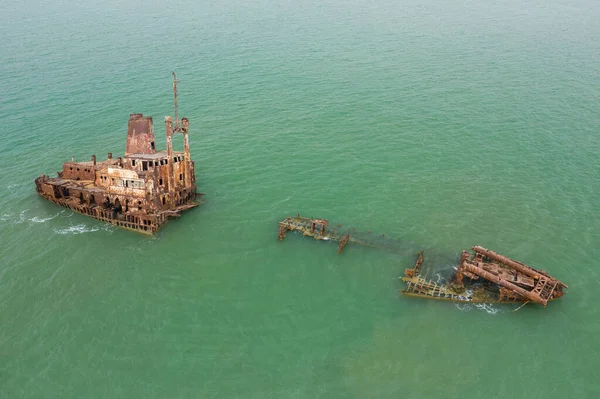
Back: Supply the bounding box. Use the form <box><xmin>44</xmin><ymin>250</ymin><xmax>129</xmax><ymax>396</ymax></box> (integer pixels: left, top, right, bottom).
<box><xmin>402</xmin><ymin>278</ymin><xmax>469</xmax><ymax>302</ymax></box>
<box><xmin>532</xmin><ymin>276</ymin><xmax>559</xmax><ymax>304</ymax></box>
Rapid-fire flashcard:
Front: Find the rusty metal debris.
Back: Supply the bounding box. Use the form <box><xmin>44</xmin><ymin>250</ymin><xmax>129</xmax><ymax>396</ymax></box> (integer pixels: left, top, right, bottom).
<box><xmin>278</xmin><ymin>214</ymin><xmax>399</xmax><ymax>253</ymax></box>
<box><xmin>34</xmin><ymin>73</ymin><xmax>202</xmax><ymax>234</ymax></box>
<box><xmin>278</xmin><ymin>215</ymin><xmax>568</xmax><ymax>307</ymax></box>
<box><xmin>278</xmin><ymin>214</ymin><xmax>355</xmax><ymax>254</ymax></box>
<box><xmin>337</xmin><ymin>234</ymin><xmax>350</xmax><ymax>254</ymax></box>
<box><xmin>402</xmin><ymin>246</ymin><xmax>567</xmax><ymax>307</ymax></box>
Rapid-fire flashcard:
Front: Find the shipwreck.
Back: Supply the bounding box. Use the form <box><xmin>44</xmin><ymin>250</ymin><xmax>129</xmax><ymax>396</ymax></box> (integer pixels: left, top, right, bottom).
<box><xmin>34</xmin><ymin>73</ymin><xmax>201</xmax><ymax>234</ymax></box>
<box><xmin>401</xmin><ymin>246</ymin><xmax>568</xmax><ymax>307</ymax></box>
<box><xmin>278</xmin><ymin>215</ymin><xmax>568</xmax><ymax>307</ymax></box>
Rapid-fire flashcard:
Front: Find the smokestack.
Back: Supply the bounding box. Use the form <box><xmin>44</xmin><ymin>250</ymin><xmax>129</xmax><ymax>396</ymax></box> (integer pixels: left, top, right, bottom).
<box><xmin>126</xmin><ymin>114</ymin><xmax>156</xmax><ymax>156</ymax></box>
<box><xmin>91</xmin><ymin>155</ymin><xmax>97</xmax><ymax>165</ymax></box>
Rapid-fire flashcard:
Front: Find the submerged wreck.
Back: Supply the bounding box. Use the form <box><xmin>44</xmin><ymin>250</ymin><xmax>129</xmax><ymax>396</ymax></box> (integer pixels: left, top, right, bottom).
<box><xmin>402</xmin><ymin>246</ymin><xmax>568</xmax><ymax>307</ymax></box>
<box><xmin>34</xmin><ymin>73</ymin><xmax>201</xmax><ymax>234</ymax></box>
<box><xmin>278</xmin><ymin>215</ymin><xmax>568</xmax><ymax>307</ymax></box>
<box><xmin>278</xmin><ymin>214</ymin><xmax>352</xmax><ymax>253</ymax></box>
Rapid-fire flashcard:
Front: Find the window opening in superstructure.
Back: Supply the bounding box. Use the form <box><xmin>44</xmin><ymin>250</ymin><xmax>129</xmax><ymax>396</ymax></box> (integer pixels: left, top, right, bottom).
<box><xmin>114</xmin><ymin>198</ymin><xmax>122</xmax><ymax>213</ymax></box>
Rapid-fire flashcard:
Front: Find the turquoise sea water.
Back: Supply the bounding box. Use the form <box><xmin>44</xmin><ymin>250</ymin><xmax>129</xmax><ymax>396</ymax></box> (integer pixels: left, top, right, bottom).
<box><xmin>1</xmin><ymin>1</ymin><xmax>599</xmax><ymax>397</ymax></box>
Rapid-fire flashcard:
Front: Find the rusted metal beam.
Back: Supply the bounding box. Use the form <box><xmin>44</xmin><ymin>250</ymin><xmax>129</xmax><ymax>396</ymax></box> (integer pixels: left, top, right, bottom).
<box><xmin>404</xmin><ymin>251</ymin><xmax>424</xmax><ymax>278</ymax></box>
<box><xmin>472</xmin><ymin>246</ymin><xmax>567</xmax><ymax>289</ymax></box>
<box><xmin>461</xmin><ymin>261</ymin><xmax>546</xmax><ymax>306</ymax></box>
<box><xmin>337</xmin><ymin>234</ymin><xmax>350</xmax><ymax>254</ymax></box>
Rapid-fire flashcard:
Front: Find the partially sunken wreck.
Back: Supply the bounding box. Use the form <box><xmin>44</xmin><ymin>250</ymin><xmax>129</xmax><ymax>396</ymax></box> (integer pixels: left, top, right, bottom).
<box><xmin>34</xmin><ymin>73</ymin><xmax>201</xmax><ymax>234</ymax></box>
<box><xmin>278</xmin><ymin>215</ymin><xmax>568</xmax><ymax>307</ymax></box>
<box><xmin>401</xmin><ymin>246</ymin><xmax>568</xmax><ymax>306</ymax></box>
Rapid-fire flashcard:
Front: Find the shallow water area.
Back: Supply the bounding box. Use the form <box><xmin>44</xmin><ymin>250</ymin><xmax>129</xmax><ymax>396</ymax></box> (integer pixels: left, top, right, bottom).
<box><xmin>1</xmin><ymin>1</ymin><xmax>599</xmax><ymax>398</ymax></box>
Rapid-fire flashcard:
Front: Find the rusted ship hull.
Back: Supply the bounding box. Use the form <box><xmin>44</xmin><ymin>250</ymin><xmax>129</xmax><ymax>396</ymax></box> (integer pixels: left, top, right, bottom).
<box><xmin>35</xmin><ymin>175</ymin><xmax>200</xmax><ymax>234</ymax></box>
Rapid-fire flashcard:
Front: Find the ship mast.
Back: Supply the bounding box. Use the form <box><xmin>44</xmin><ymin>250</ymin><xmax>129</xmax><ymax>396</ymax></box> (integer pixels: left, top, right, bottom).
<box><xmin>172</xmin><ymin>72</ymin><xmax>180</xmax><ymax>130</ymax></box>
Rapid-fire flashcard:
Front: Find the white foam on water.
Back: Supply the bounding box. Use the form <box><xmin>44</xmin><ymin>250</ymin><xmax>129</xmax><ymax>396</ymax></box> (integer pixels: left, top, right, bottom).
<box><xmin>1</xmin><ymin>209</ymin><xmax>66</xmax><ymax>225</ymax></box>
<box><xmin>1</xmin><ymin>209</ymin><xmax>32</xmax><ymax>224</ymax></box>
<box><xmin>474</xmin><ymin>303</ymin><xmax>501</xmax><ymax>315</ymax></box>
<box><xmin>455</xmin><ymin>303</ymin><xmax>472</xmax><ymax>312</ymax></box>
<box><xmin>16</xmin><ymin>210</ymin><xmax>28</xmax><ymax>224</ymax></box>
<box><xmin>433</xmin><ymin>273</ymin><xmax>448</xmax><ymax>284</ymax></box>
<box><xmin>6</xmin><ymin>183</ymin><xmax>25</xmax><ymax>189</ymax></box>
<box><xmin>29</xmin><ymin>211</ymin><xmax>63</xmax><ymax>224</ymax></box>
<box><xmin>53</xmin><ymin>221</ymin><xmax>116</xmax><ymax>235</ymax></box>
<box><xmin>29</xmin><ymin>216</ymin><xmax>53</xmax><ymax>223</ymax></box>
<box><xmin>54</xmin><ymin>224</ymin><xmax>101</xmax><ymax>235</ymax></box>
<box><xmin>101</xmin><ymin>224</ymin><xmax>117</xmax><ymax>234</ymax></box>
<box><xmin>455</xmin><ymin>302</ymin><xmax>503</xmax><ymax>315</ymax></box>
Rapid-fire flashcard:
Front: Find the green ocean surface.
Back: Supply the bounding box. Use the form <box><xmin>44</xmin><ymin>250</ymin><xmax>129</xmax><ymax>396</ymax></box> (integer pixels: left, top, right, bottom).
<box><xmin>1</xmin><ymin>1</ymin><xmax>599</xmax><ymax>398</ymax></box>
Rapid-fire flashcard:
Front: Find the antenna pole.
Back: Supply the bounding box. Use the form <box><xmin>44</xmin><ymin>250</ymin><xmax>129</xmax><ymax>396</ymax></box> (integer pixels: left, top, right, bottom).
<box><xmin>172</xmin><ymin>72</ymin><xmax>179</xmax><ymax>129</ymax></box>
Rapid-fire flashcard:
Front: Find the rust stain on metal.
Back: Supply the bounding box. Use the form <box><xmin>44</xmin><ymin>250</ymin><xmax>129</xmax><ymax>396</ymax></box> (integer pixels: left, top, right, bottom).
<box><xmin>34</xmin><ymin>73</ymin><xmax>203</xmax><ymax>235</ymax></box>
<box><xmin>278</xmin><ymin>215</ymin><xmax>568</xmax><ymax>307</ymax></box>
